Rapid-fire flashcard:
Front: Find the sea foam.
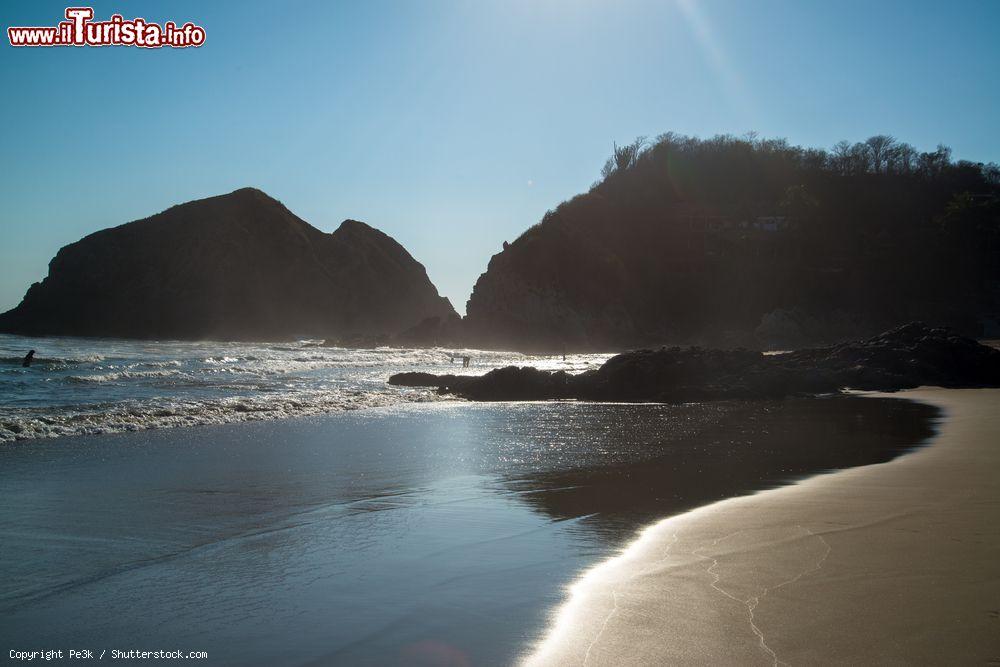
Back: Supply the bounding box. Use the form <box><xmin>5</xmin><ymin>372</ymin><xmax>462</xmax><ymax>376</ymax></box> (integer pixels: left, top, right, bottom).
<box><xmin>0</xmin><ymin>334</ymin><xmax>610</xmax><ymax>444</ymax></box>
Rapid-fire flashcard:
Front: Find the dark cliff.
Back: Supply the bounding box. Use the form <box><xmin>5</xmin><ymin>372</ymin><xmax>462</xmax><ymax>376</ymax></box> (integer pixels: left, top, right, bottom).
<box><xmin>465</xmin><ymin>133</ymin><xmax>1000</xmax><ymax>351</ymax></box>
<box><xmin>0</xmin><ymin>188</ymin><xmax>456</xmax><ymax>340</ymax></box>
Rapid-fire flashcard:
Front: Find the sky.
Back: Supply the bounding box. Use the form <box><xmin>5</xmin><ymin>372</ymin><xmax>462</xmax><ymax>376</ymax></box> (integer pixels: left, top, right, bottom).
<box><xmin>1</xmin><ymin>0</ymin><xmax>999</xmax><ymax>314</ymax></box>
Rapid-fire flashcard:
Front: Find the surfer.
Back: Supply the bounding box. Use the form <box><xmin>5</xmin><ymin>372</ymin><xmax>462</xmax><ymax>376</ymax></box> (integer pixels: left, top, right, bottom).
<box><xmin>22</xmin><ymin>350</ymin><xmax>35</xmax><ymax>368</ymax></box>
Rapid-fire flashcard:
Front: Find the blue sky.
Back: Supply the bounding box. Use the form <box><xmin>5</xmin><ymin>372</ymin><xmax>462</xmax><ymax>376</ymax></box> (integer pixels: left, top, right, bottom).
<box><xmin>2</xmin><ymin>0</ymin><xmax>998</xmax><ymax>314</ymax></box>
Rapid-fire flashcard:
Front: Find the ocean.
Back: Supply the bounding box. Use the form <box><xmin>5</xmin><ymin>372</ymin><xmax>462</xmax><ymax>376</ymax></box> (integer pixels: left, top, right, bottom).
<box><xmin>0</xmin><ymin>334</ymin><xmax>609</xmax><ymax>444</ymax></box>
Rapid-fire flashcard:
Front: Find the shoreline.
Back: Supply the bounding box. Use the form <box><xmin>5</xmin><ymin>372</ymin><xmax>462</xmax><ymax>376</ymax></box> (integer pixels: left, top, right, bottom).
<box><xmin>522</xmin><ymin>387</ymin><xmax>1000</xmax><ymax>665</ymax></box>
<box><xmin>0</xmin><ymin>395</ymin><xmax>938</xmax><ymax>665</ymax></box>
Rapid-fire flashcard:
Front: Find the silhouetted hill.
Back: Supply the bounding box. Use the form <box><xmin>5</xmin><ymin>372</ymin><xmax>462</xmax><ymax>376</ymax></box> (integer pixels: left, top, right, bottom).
<box><xmin>0</xmin><ymin>188</ymin><xmax>456</xmax><ymax>340</ymax></box>
<box><xmin>465</xmin><ymin>133</ymin><xmax>1000</xmax><ymax>351</ymax></box>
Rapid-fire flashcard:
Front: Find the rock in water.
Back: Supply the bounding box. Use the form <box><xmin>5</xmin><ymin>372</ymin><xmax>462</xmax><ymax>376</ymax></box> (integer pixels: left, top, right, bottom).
<box><xmin>0</xmin><ymin>188</ymin><xmax>456</xmax><ymax>340</ymax></box>
<box><xmin>389</xmin><ymin>324</ymin><xmax>1000</xmax><ymax>401</ymax></box>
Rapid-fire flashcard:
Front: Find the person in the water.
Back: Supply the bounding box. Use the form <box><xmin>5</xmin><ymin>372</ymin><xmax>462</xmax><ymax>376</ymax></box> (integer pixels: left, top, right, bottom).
<box><xmin>22</xmin><ymin>350</ymin><xmax>35</xmax><ymax>368</ymax></box>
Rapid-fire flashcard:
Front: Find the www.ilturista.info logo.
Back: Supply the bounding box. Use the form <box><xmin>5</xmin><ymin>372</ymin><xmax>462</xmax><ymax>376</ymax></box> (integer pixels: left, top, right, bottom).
<box><xmin>8</xmin><ymin>7</ymin><xmax>205</xmax><ymax>48</ymax></box>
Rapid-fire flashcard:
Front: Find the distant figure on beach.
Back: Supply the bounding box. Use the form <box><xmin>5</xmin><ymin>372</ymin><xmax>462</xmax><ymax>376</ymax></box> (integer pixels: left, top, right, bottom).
<box><xmin>462</xmin><ymin>356</ymin><xmax>470</xmax><ymax>368</ymax></box>
<box><xmin>22</xmin><ymin>350</ymin><xmax>35</xmax><ymax>368</ymax></box>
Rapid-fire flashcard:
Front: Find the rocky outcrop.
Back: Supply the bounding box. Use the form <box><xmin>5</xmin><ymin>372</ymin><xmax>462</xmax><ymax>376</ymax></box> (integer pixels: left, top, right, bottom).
<box><xmin>463</xmin><ymin>194</ymin><xmax>657</xmax><ymax>352</ymax></box>
<box><xmin>390</xmin><ymin>323</ymin><xmax>1000</xmax><ymax>401</ymax></box>
<box><xmin>0</xmin><ymin>188</ymin><xmax>456</xmax><ymax>340</ymax></box>
<box><xmin>463</xmin><ymin>134</ymin><xmax>997</xmax><ymax>352</ymax></box>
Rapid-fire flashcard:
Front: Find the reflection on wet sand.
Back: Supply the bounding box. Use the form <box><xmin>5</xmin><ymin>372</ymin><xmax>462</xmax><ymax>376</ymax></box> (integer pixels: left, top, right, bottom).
<box><xmin>523</xmin><ymin>390</ymin><xmax>997</xmax><ymax>666</ymax></box>
<box><xmin>506</xmin><ymin>396</ymin><xmax>937</xmax><ymax>543</ymax></box>
<box><xmin>0</xmin><ymin>397</ymin><xmax>936</xmax><ymax>665</ymax></box>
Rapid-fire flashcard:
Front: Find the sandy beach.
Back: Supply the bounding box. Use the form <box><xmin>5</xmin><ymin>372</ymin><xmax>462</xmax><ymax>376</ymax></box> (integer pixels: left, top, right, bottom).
<box><xmin>524</xmin><ymin>388</ymin><xmax>1000</xmax><ymax>666</ymax></box>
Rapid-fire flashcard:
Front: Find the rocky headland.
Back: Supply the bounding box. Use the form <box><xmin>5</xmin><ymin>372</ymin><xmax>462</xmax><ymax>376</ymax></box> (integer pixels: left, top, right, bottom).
<box><xmin>0</xmin><ymin>188</ymin><xmax>456</xmax><ymax>340</ymax></box>
<box><xmin>463</xmin><ymin>134</ymin><xmax>999</xmax><ymax>351</ymax></box>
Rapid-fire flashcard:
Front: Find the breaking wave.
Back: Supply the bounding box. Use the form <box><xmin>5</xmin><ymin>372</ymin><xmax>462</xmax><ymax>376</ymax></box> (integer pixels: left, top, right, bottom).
<box><xmin>0</xmin><ymin>334</ymin><xmax>610</xmax><ymax>444</ymax></box>
<box><xmin>0</xmin><ymin>387</ymin><xmax>446</xmax><ymax>443</ymax></box>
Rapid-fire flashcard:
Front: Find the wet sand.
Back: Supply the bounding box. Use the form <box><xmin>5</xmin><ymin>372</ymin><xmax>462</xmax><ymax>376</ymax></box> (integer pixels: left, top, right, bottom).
<box><xmin>0</xmin><ymin>397</ymin><xmax>934</xmax><ymax>666</ymax></box>
<box><xmin>524</xmin><ymin>388</ymin><xmax>1000</xmax><ymax>666</ymax></box>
